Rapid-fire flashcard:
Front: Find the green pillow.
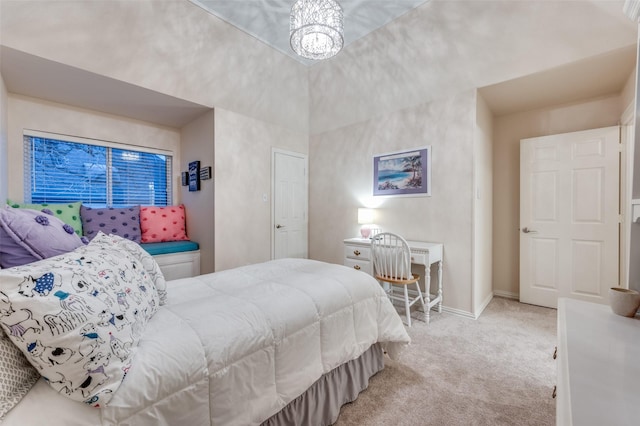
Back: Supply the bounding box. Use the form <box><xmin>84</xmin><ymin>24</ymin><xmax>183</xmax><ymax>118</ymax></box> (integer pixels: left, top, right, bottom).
<box><xmin>7</xmin><ymin>200</ymin><xmax>83</xmax><ymax>236</ymax></box>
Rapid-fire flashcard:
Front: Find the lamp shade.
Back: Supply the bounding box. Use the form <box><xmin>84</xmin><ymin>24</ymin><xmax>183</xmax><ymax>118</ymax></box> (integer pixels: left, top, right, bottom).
<box><xmin>358</xmin><ymin>208</ymin><xmax>374</xmax><ymax>224</ymax></box>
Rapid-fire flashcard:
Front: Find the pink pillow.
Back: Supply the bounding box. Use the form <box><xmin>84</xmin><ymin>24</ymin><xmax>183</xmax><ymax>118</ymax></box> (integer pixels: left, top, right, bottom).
<box><xmin>140</xmin><ymin>205</ymin><xmax>189</xmax><ymax>243</ymax></box>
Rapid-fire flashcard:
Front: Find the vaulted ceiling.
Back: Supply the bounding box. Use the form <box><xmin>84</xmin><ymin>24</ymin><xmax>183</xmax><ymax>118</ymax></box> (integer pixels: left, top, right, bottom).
<box><xmin>1</xmin><ymin>0</ymin><xmax>636</xmax><ymax>129</ymax></box>
<box><xmin>190</xmin><ymin>0</ymin><xmax>431</xmax><ymax>65</ymax></box>
<box><xmin>191</xmin><ymin>0</ymin><xmax>637</xmax><ymax>121</ymax></box>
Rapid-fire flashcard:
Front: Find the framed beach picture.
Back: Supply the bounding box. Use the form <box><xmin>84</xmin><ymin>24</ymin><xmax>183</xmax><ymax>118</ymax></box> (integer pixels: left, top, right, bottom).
<box><xmin>373</xmin><ymin>146</ymin><xmax>431</xmax><ymax>197</ymax></box>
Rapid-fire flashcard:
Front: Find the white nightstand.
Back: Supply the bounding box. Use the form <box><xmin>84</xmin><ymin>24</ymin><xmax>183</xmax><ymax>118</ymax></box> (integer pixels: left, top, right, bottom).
<box><xmin>343</xmin><ymin>239</ymin><xmax>372</xmax><ymax>275</ymax></box>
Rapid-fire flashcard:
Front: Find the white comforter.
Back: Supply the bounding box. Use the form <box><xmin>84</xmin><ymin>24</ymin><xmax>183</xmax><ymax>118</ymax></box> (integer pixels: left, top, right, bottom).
<box><xmin>5</xmin><ymin>258</ymin><xmax>410</xmax><ymax>426</ymax></box>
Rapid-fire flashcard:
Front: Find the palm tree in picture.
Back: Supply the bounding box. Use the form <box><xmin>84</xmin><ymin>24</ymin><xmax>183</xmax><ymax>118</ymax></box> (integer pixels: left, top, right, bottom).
<box><xmin>402</xmin><ymin>155</ymin><xmax>422</xmax><ymax>188</ymax></box>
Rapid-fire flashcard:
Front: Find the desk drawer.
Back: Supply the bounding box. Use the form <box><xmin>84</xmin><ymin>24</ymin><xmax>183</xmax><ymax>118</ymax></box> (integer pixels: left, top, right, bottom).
<box><xmin>344</xmin><ymin>258</ymin><xmax>371</xmax><ymax>274</ymax></box>
<box><xmin>410</xmin><ymin>252</ymin><xmax>427</xmax><ymax>266</ymax></box>
<box><xmin>344</xmin><ymin>244</ymin><xmax>371</xmax><ymax>260</ymax></box>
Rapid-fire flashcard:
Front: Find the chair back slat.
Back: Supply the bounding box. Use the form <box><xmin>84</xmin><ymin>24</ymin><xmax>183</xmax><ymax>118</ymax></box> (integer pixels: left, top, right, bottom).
<box><xmin>371</xmin><ymin>232</ymin><xmax>412</xmax><ymax>280</ymax></box>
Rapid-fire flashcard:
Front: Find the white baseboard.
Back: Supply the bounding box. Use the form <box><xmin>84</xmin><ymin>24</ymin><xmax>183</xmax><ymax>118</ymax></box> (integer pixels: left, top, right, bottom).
<box><xmin>440</xmin><ymin>305</ymin><xmax>475</xmax><ymax>320</ymax></box>
<box><xmin>474</xmin><ymin>292</ymin><xmax>494</xmax><ymax>319</ymax></box>
<box><xmin>493</xmin><ymin>290</ymin><xmax>519</xmax><ymax>300</ymax></box>
<box><xmin>426</xmin><ymin>291</ymin><xmax>516</xmax><ymax>321</ymax></box>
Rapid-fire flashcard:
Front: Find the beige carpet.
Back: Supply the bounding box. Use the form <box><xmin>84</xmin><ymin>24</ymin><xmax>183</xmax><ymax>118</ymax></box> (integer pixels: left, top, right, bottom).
<box><xmin>335</xmin><ymin>297</ymin><xmax>557</xmax><ymax>426</ymax></box>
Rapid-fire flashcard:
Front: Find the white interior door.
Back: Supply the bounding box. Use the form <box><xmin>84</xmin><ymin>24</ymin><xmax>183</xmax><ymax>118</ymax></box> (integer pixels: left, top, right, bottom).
<box><xmin>520</xmin><ymin>127</ymin><xmax>619</xmax><ymax>308</ymax></box>
<box><xmin>272</xmin><ymin>149</ymin><xmax>308</xmax><ymax>259</ymax></box>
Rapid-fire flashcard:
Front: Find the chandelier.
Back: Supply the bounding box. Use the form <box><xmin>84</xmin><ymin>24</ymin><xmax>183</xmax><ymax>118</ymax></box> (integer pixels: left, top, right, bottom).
<box><xmin>290</xmin><ymin>0</ymin><xmax>344</xmax><ymax>60</ymax></box>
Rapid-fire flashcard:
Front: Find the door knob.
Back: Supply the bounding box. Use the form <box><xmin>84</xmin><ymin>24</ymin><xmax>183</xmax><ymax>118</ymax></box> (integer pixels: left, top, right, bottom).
<box><xmin>276</xmin><ymin>224</ymin><xmax>284</xmax><ymax>229</ymax></box>
<box><xmin>522</xmin><ymin>227</ymin><xmax>537</xmax><ymax>234</ymax></box>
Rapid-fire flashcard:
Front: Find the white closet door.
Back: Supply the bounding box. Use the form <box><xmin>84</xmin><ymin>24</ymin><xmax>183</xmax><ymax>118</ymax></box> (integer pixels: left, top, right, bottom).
<box><xmin>272</xmin><ymin>149</ymin><xmax>308</xmax><ymax>259</ymax></box>
<box><xmin>520</xmin><ymin>126</ymin><xmax>619</xmax><ymax>308</ymax></box>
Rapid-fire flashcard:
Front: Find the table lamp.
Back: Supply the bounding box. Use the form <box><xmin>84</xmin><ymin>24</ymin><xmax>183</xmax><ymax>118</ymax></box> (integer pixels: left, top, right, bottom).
<box><xmin>358</xmin><ymin>208</ymin><xmax>375</xmax><ymax>238</ymax></box>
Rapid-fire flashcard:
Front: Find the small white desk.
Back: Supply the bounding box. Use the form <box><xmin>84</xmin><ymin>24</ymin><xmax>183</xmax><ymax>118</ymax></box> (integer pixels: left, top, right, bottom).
<box><xmin>343</xmin><ymin>237</ymin><xmax>444</xmax><ymax>323</ymax></box>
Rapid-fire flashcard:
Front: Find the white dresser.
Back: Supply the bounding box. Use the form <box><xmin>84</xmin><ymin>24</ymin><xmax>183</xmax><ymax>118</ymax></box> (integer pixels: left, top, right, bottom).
<box><xmin>557</xmin><ymin>298</ymin><xmax>640</xmax><ymax>426</ymax></box>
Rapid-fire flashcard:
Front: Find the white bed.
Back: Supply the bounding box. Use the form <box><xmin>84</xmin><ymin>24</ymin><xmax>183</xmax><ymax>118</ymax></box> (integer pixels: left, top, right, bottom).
<box><xmin>3</xmin><ymin>258</ymin><xmax>410</xmax><ymax>425</ymax></box>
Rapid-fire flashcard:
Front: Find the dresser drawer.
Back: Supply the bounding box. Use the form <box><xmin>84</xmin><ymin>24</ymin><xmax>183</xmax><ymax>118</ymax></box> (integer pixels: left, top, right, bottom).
<box><xmin>344</xmin><ymin>258</ymin><xmax>371</xmax><ymax>274</ymax></box>
<box><xmin>344</xmin><ymin>244</ymin><xmax>371</xmax><ymax>260</ymax></box>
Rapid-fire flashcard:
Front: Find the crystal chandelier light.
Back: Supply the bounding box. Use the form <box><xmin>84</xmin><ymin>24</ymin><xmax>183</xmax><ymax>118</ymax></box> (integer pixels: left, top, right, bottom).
<box><xmin>290</xmin><ymin>0</ymin><xmax>344</xmax><ymax>60</ymax></box>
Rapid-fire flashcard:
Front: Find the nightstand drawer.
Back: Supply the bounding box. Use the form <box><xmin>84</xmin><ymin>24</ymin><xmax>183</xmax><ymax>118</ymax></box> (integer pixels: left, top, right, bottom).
<box><xmin>344</xmin><ymin>244</ymin><xmax>371</xmax><ymax>260</ymax></box>
<box><xmin>344</xmin><ymin>258</ymin><xmax>371</xmax><ymax>274</ymax></box>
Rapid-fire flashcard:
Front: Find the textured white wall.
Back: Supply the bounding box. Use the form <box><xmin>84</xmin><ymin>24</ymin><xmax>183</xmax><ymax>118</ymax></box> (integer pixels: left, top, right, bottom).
<box><xmin>214</xmin><ymin>108</ymin><xmax>308</xmax><ymax>272</ymax></box>
<box><xmin>308</xmin><ymin>0</ymin><xmax>635</xmax><ymax>135</ymax></box>
<box><xmin>180</xmin><ymin>110</ymin><xmax>215</xmax><ymax>274</ymax></box>
<box><xmin>0</xmin><ymin>75</ymin><xmax>7</xmax><ymax>204</ymax></box>
<box><xmin>0</xmin><ymin>0</ymin><xmax>308</xmax><ymax>134</ymax></box>
<box><xmin>310</xmin><ymin>91</ymin><xmax>476</xmax><ymax>315</ymax></box>
<box><xmin>474</xmin><ymin>93</ymin><xmax>493</xmax><ymax>315</ymax></box>
<box><xmin>6</xmin><ymin>94</ymin><xmax>181</xmax><ymax>203</ymax></box>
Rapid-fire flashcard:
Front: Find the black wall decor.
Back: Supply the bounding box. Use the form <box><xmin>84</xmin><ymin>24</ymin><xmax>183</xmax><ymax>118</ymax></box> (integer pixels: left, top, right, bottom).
<box><xmin>199</xmin><ymin>166</ymin><xmax>212</xmax><ymax>180</ymax></box>
<box><xmin>188</xmin><ymin>160</ymin><xmax>200</xmax><ymax>191</ymax></box>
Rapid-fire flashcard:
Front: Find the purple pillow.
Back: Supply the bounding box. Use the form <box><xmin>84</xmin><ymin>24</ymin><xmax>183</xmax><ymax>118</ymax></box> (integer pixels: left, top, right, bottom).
<box><xmin>0</xmin><ymin>226</ymin><xmax>38</xmax><ymax>268</ymax></box>
<box><xmin>80</xmin><ymin>205</ymin><xmax>141</xmax><ymax>243</ymax></box>
<box><xmin>0</xmin><ymin>206</ymin><xmax>84</xmax><ymax>268</ymax></box>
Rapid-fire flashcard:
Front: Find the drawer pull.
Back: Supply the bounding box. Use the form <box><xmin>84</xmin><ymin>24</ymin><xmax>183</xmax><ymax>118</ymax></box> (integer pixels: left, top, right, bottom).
<box><xmin>553</xmin><ymin>346</ymin><xmax>557</xmax><ymax>360</ymax></box>
<box><xmin>354</xmin><ymin>265</ymin><xmax>361</xmax><ymax>270</ymax></box>
<box><xmin>552</xmin><ymin>385</ymin><xmax>556</xmax><ymax>399</ymax></box>
<box><xmin>353</xmin><ymin>250</ymin><xmax>361</xmax><ymax>256</ymax></box>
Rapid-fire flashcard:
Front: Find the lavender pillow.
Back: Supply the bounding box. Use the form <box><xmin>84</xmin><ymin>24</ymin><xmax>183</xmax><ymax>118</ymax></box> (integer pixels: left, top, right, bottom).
<box><xmin>80</xmin><ymin>205</ymin><xmax>141</xmax><ymax>243</ymax></box>
<box><xmin>0</xmin><ymin>226</ymin><xmax>37</xmax><ymax>268</ymax></box>
<box><xmin>0</xmin><ymin>206</ymin><xmax>84</xmax><ymax>268</ymax></box>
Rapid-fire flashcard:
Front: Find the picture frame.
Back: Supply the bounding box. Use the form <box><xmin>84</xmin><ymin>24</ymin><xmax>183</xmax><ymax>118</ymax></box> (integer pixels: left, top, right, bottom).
<box><xmin>188</xmin><ymin>160</ymin><xmax>200</xmax><ymax>192</ymax></box>
<box><xmin>199</xmin><ymin>166</ymin><xmax>212</xmax><ymax>180</ymax></box>
<box><xmin>373</xmin><ymin>146</ymin><xmax>431</xmax><ymax>197</ymax></box>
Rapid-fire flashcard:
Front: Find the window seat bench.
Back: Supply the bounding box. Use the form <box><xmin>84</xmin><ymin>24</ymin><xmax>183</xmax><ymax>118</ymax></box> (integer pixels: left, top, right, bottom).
<box><xmin>140</xmin><ymin>241</ymin><xmax>200</xmax><ymax>281</ymax></box>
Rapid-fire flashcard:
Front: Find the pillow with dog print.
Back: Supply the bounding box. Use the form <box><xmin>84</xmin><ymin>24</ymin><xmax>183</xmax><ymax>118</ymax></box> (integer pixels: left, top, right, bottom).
<box><xmin>90</xmin><ymin>233</ymin><xmax>167</xmax><ymax>305</ymax></box>
<box><xmin>0</xmin><ymin>238</ymin><xmax>159</xmax><ymax>407</ymax></box>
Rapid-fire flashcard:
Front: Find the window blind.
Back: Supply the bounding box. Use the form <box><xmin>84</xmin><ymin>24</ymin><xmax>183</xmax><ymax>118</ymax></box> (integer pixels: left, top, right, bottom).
<box><xmin>23</xmin><ymin>133</ymin><xmax>172</xmax><ymax>207</ymax></box>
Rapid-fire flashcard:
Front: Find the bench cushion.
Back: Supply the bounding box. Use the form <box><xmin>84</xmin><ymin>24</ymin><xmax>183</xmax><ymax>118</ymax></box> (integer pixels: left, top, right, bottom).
<box><xmin>140</xmin><ymin>240</ymin><xmax>199</xmax><ymax>256</ymax></box>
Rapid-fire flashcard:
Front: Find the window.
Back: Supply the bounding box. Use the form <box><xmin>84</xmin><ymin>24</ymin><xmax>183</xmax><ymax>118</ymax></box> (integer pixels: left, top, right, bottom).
<box><xmin>24</xmin><ymin>132</ymin><xmax>172</xmax><ymax>207</ymax></box>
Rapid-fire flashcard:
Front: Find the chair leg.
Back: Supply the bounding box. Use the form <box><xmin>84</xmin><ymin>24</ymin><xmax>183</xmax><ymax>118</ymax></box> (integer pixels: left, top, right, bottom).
<box><xmin>404</xmin><ymin>285</ymin><xmax>411</xmax><ymax>327</ymax></box>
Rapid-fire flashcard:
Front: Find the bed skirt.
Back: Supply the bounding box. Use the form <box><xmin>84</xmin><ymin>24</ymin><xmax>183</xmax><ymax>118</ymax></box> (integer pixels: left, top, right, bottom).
<box><xmin>262</xmin><ymin>343</ymin><xmax>384</xmax><ymax>426</ymax></box>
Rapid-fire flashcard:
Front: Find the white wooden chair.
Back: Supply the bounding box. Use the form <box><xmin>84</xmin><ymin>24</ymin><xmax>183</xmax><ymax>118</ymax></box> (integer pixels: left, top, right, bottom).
<box><xmin>370</xmin><ymin>232</ymin><xmax>425</xmax><ymax>327</ymax></box>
